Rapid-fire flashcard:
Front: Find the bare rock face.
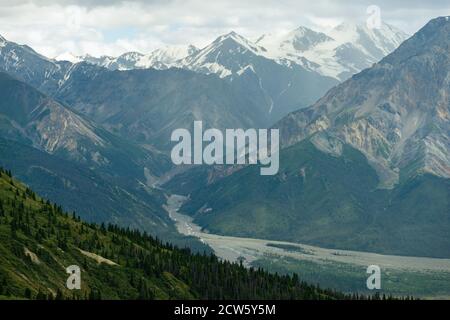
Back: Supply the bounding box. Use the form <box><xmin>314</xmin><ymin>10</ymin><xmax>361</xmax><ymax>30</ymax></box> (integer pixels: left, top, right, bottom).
<box><xmin>276</xmin><ymin>17</ymin><xmax>450</xmax><ymax>187</ymax></box>
<box><xmin>0</xmin><ymin>71</ymin><xmax>108</xmax><ymax>165</ymax></box>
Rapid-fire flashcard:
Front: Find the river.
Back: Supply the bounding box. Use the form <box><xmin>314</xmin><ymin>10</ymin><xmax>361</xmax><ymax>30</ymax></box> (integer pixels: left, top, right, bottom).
<box><xmin>163</xmin><ymin>194</ymin><xmax>450</xmax><ymax>273</ymax></box>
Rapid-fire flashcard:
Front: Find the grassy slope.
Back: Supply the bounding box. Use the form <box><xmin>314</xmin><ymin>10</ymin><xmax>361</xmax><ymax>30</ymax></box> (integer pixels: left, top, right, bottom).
<box><xmin>0</xmin><ymin>168</ymin><xmax>350</xmax><ymax>300</ymax></box>
<box><xmin>0</xmin><ymin>138</ymin><xmax>209</xmax><ymax>253</ymax></box>
<box><xmin>174</xmin><ymin>140</ymin><xmax>450</xmax><ymax>258</ymax></box>
<box><xmin>252</xmin><ymin>256</ymin><xmax>450</xmax><ymax>299</ymax></box>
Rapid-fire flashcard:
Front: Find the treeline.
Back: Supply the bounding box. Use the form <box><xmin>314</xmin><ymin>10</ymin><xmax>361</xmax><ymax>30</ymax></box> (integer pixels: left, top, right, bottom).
<box><xmin>0</xmin><ymin>167</ymin><xmax>403</xmax><ymax>300</ymax></box>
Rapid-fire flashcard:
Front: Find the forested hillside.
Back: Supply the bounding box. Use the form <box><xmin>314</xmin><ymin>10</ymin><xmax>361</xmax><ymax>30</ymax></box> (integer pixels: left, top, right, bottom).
<box><xmin>0</xmin><ymin>167</ymin><xmax>355</xmax><ymax>300</ymax></box>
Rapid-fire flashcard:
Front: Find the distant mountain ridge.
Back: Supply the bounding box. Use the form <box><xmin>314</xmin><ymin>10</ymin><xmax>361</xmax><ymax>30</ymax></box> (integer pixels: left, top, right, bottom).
<box><xmin>257</xmin><ymin>22</ymin><xmax>408</xmax><ymax>80</ymax></box>
<box><xmin>0</xmin><ymin>71</ymin><xmax>181</xmax><ymax>242</ymax></box>
<box><xmin>277</xmin><ymin>16</ymin><xmax>450</xmax><ymax>185</ymax></box>
<box><xmin>0</xmin><ymin>19</ymin><xmax>426</xmax><ymax>259</ymax></box>
<box><xmin>49</xmin><ymin>22</ymin><xmax>407</xmax><ymax>122</ymax></box>
<box><xmin>58</xmin><ymin>22</ymin><xmax>408</xmax><ymax>83</ymax></box>
<box><xmin>69</xmin><ymin>45</ymin><xmax>200</xmax><ymax>71</ymax></box>
<box><xmin>165</xmin><ymin>17</ymin><xmax>450</xmax><ymax>259</ymax></box>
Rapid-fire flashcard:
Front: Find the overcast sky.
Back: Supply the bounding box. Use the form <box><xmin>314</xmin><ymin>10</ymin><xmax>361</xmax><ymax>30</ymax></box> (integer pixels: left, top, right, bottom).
<box><xmin>1</xmin><ymin>0</ymin><xmax>449</xmax><ymax>58</ymax></box>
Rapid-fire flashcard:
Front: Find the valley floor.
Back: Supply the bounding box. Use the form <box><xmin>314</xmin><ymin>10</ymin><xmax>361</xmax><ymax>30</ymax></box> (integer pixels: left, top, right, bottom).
<box><xmin>164</xmin><ymin>194</ymin><xmax>450</xmax><ymax>299</ymax></box>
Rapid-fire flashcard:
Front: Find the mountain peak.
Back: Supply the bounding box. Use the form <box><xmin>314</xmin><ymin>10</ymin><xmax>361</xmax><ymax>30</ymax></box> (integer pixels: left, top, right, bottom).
<box><xmin>216</xmin><ymin>31</ymin><xmax>250</xmax><ymax>44</ymax></box>
<box><xmin>118</xmin><ymin>51</ymin><xmax>144</xmax><ymax>59</ymax></box>
<box><xmin>0</xmin><ymin>34</ymin><xmax>7</xmax><ymax>46</ymax></box>
<box><xmin>54</xmin><ymin>52</ymin><xmax>82</xmax><ymax>63</ymax></box>
<box><xmin>225</xmin><ymin>30</ymin><xmax>239</xmax><ymax>37</ymax></box>
<box><xmin>417</xmin><ymin>15</ymin><xmax>450</xmax><ymax>34</ymax></box>
<box><xmin>291</xmin><ymin>26</ymin><xmax>326</xmax><ymax>37</ymax></box>
<box><xmin>382</xmin><ymin>15</ymin><xmax>450</xmax><ymax>65</ymax></box>
<box><xmin>210</xmin><ymin>31</ymin><xmax>264</xmax><ymax>55</ymax></box>
<box><xmin>281</xmin><ymin>26</ymin><xmax>334</xmax><ymax>51</ymax></box>
<box><xmin>277</xmin><ymin>16</ymin><xmax>450</xmax><ymax>183</ymax></box>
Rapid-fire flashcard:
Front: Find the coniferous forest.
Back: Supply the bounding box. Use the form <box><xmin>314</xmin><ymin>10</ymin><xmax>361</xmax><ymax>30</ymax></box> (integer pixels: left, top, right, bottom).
<box><xmin>0</xmin><ymin>166</ymin><xmax>366</xmax><ymax>300</ymax></box>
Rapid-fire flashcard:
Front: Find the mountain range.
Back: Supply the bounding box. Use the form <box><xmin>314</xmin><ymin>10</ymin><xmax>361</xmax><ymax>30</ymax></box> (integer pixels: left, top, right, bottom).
<box><xmin>256</xmin><ymin>22</ymin><xmax>408</xmax><ymax>81</ymax></box>
<box><xmin>2</xmin><ymin>17</ymin><xmax>448</xmax><ymax>262</ymax></box>
<box><xmin>0</xmin><ymin>168</ymin><xmax>352</xmax><ymax>300</ymax></box>
<box><xmin>58</xmin><ymin>22</ymin><xmax>407</xmax><ymax>83</ymax></box>
<box><xmin>0</xmin><ymin>70</ymin><xmax>190</xmax><ymax>245</ymax></box>
<box><xmin>165</xmin><ymin>17</ymin><xmax>450</xmax><ymax>258</ymax></box>
<box><xmin>53</xmin><ymin>22</ymin><xmax>408</xmax><ymax>122</ymax></box>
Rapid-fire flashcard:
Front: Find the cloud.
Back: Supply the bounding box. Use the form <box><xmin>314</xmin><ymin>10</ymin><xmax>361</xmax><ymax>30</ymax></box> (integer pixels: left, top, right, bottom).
<box><xmin>0</xmin><ymin>0</ymin><xmax>449</xmax><ymax>58</ymax></box>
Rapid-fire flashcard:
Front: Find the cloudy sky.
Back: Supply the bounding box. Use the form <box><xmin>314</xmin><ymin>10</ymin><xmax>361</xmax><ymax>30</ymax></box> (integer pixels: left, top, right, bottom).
<box><xmin>1</xmin><ymin>0</ymin><xmax>449</xmax><ymax>58</ymax></box>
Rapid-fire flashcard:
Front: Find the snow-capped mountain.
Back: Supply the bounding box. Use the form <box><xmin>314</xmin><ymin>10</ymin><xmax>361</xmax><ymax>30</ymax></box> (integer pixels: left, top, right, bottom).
<box><xmin>172</xmin><ymin>25</ymin><xmax>407</xmax><ymax>120</ymax></box>
<box><xmin>0</xmin><ymin>34</ymin><xmax>71</xmax><ymax>93</ymax></box>
<box><xmin>176</xmin><ymin>30</ymin><xmax>339</xmax><ymax>122</ymax></box>
<box><xmin>256</xmin><ymin>26</ymin><xmax>333</xmax><ymax>54</ymax></box>
<box><xmin>0</xmin><ymin>22</ymin><xmax>409</xmax><ymax>125</ymax></box>
<box><xmin>176</xmin><ymin>17</ymin><xmax>450</xmax><ymax>259</ymax></box>
<box><xmin>54</xmin><ymin>52</ymin><xmax>82</xmax><ymax>63</ymax></box>
<box><xmin>60</xmin><ymin>45</ymin><xmax>199</xmax><ymax>71</ymax></box>
<box><xmin>256</xmin><ymin>22</ymin><xmax>409</xmax><ymax>80</ymax></box>
<box><xmin>277</xmin><ymin>16</ymin><xmax>450</xmax><ymax>186</ymax></box>
<box><xmin>78</xmin><ymin>52</ymin><xmax>143</xmax><ymax>71</ymax></box>
<box><xmin>136</xmin><ymin>45</ymin><xmax>199</xmax><ymax>69</ymax></box>
<box><xmin>178</xmin><ymin>31</ymin><xmax>267</xmax><ymax>78</ymax></box>
<box><xmin>48</xmin><ymin>21</ymin><xmax>407</xmax><ymax>82</ymax></box>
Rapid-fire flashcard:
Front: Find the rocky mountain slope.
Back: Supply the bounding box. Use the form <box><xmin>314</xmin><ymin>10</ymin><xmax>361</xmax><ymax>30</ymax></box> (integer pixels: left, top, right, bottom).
<box><xmin>0</xmin><ymin>34</ymin><xmax>70</xmax><ymax>94</ymax></box>
<box><xmin>0</xmin><ymin>71</ymin><xmax>183</xmax><ymax>242</ymax></box>
<box><xmin>257</xmin><ymin>22</ymin><xmax>408</xmax><ymax>81</ymax></box>
<box><xmin>277</xmin><ymin>16</ymin><xmax>450</xmax><ymax>186</ymax></box>
<box><xmin>72</xmin><ymin>45</ymin><xmax>199</xmax><ymax>71</ymax></box>
<box><xmin>177</xmin><ymin>31</ymin><xmax>339</xmax><ymax>122</ymax></box>
<box><xmin>166</xmin><ymin>17</ymin><xmax>450</xmax><ymax>258</ymax></box>
<box><xmin>53</xmin><ymin>64</ymin><xmax>270</xmax><ymax>149</ymax></box>
<box><xmin>57</xmin><ymin>23</ymin><xmax>406</xmax><ymax>122</ymax></box>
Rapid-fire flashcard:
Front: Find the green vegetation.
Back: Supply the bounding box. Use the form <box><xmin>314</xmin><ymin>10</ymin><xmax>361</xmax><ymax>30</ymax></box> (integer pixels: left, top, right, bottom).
<box><xmin>252</xmin><ymin>256</ymin><xmax>450</xmax><ymax>299</ymax></box>
<box><xmin>0</xmin><ymin>167</ymin><xmax>356</xmax><ymax>300</ymax></box>
<box><xmin>0</xmin><ymin>71</ymin><xmax>202</xmax><ymax>251</ymax></box>
<box><xmin>174</xmin><ymin>140</ymin><xmax>450</xmax><ymax>258</ymax></box>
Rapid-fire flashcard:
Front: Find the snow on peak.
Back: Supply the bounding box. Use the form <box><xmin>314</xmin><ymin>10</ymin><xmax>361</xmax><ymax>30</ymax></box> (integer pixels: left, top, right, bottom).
<box><xmin>118</xmin><ymin>51</ymin><xmax>144</xmax><ymax>61</ymax></box>
<box><xmin>52</xmin><ymin>22</ymin><xmax>407</xmax><ymax>82</ymax></box>
<box><xmin>178</xmin><ymin>31</ymin><xmax>268</xmax><ymax>78</ymax></box>
<box><xmin>0</xmin><ymin>34</ymin><xmax>7</xmax><ymax>48</ymax></box>
<box><xmin>136</xmin><ymin>44</ymin><xmax>199</xmax><ymax>69</ymax></box>
<box><xmin>330</xmin><ymin>21</ymin><xmax>408</xmax><ymax>53</ymax></box>
<box><xmin>256</xmin><ymin>22</ymin><xmax>409</xmax><ymax>80</ymax></box>
<box><xmin>72</xmin><ymin>45</ymin><xmax>199</xmax><ymax>71</ymax></box>
<box><xmin>54</xmin><ymin>52</ymin><xmax>82</xmax><ymax>63</ymax></box>
<box><xmin>211</xmin><ymin>31</ymin><xmax>265</xmax><ymax>55</ymax></box>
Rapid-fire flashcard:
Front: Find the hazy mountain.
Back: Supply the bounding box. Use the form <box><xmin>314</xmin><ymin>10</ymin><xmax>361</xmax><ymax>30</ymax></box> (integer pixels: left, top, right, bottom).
<box><xmin>256</xmin><ymin>22</ymin><xmax>409</xmax><ymax>81</ymax></box>
<box><xmin>0</xmin><ymin>34</ymin><xmax>71</xmax><ymax>93</ymax></box>
<box><xmin>0</xmin><ymin>34</ymin><xmax>271</xmax><ymax>146</ymax></box>
<box><xmin>135</xmin><ymin>45</ymin><xmax>199</xmax><ymax>69</ymax></box>
<box><xmin>277</xmin><ymin>16</ymin><xmax>450</xmax><ymax>186</ymax></box>
<box><xmin>0</xmin><ymin>71</ymin><xmax>169</xmax><ymax>176</ymax></box>
<box><xmin>166</xmin><ymin>17</ymin><xmax>450</xmax><ymax>258</ymax></box>
<box><xmin>178</xmin><ymin>31</ymin><xmax>339</xmax><ymax>122</ymax></box>
<box><xmin>0</xmin><ymin>71</ymin><xmax>197</xmax><ymax>245</ymax></box>
<box><xmin>61</xmin><ymin>45</ymin><xmax>200</xmax><ymax>71</ymax></box>
<box><xmin>80</xmin><ymin>52</ymin><xmax>145</xmax><ymax>71</ymax></box>
<box><xmin>54</xmin><ymin>52</ymin><xmax>82</xmax><ymax>63</ymax></box>
<box><xmin>256</xmin><ymin>26</ymin><xmax>333</xmax><ymax>54</ymax></box>
<box><xmin>56</xmin><ymin>26</ymin><xmax>405</xmax><ymax>123</ymax></box>
<box><xmin>53</xmin><ymin>64</ymin><xmax>270</xmax><ymax>149</ymax></box>
<box><xmin>0</xmin><ymin>26</ymin><xmax>406</xmax><ymax>126</ymax></box>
